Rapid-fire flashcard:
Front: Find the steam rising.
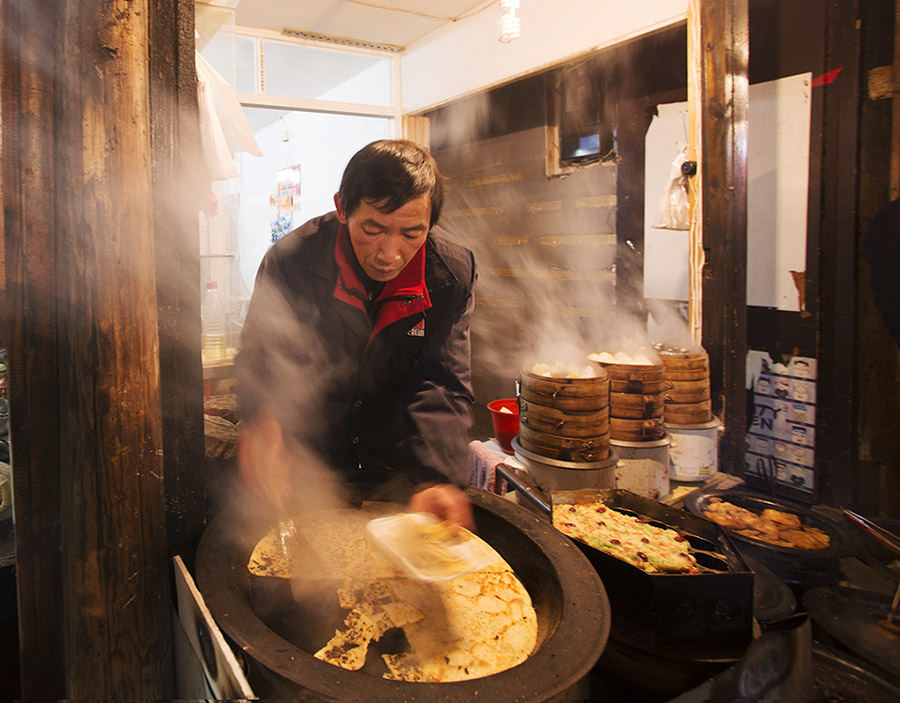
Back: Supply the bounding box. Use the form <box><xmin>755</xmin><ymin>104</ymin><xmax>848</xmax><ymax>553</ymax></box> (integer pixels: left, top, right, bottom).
<box><xmin>233</xmin><ymin>277</ymin><xmax>351</xmax><ymax>520</ymax></box>
<box><xmin>434</xmin><ymin>93</ymin><xmax>699</xmax><ymax>396</ymax></box>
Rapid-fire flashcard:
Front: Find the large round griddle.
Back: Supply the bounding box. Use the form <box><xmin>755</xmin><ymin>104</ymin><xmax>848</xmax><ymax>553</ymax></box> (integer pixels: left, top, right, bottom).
<box><xmin>196</xmin><ymin>486</ymin><xmax>611</xmax><ymax>702</ymax></box>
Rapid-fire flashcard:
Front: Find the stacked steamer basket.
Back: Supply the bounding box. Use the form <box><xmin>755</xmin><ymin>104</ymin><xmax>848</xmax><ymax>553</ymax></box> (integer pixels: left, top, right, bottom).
<box><xmin>514</xmin><ymin>362</ymin><xmax>617</xmax><ymax>493</ymax></box>
<box><xmin>654</xmin><ymin>343</ymin><xmax>721</xmax><ymax>482</ymax></box>
<box><xmin>655</xmin><ymin>344</ymin><xmax>712</xmax><ymax>425</ymax></box>
<box><xmin>587</xmin><ymin>351</ymin><xmax>670</xmax><ymax>499</ymax></box>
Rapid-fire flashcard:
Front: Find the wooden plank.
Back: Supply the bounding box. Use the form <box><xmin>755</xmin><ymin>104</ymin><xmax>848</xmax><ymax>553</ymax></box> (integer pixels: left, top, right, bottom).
<box><xmin>1</xmin><ymin>1</ymin><xmax>66</xmax><ymax>696</ymax></box>
<box><xmin>53</xmin><ymin>0</ymin><xmax>172</xmax><ymax>696</ymax></box>
<box><xmin>816</xmin><ymin>0</ymin><xmax>861</xmax><ymax>508</ymax></box>
<box><xmin>893</xmin><ymin>0</ymin><xmax>900</xmax><ymax>199</ymax></box>
<box><xmin>687</xmin><ymin>1</ymin><xmax>704</xmax><ymax>343</ymax></box>
<box><xmin>149</xmin><ymin>0</ymin><xmax>206</xmax><ymax>559</ymax></box>
<box><xmin>694</xmin><ymin>0</ymin><xmax>749</xmax><ymax>477</ymax></box>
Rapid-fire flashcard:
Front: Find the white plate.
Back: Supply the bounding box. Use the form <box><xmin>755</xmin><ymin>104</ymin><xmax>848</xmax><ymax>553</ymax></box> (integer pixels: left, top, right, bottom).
<box><xmin>366</xmin><ymin>512</ymin><xmax>493</xmax><ymax>582</ymax></box>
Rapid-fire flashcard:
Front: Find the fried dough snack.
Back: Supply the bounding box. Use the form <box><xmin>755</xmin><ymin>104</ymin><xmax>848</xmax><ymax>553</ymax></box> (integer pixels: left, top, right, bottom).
<box><xmin>703</xmin><ymin>498</ymin><xmax>831</xmax><ymax>550</ymax></box>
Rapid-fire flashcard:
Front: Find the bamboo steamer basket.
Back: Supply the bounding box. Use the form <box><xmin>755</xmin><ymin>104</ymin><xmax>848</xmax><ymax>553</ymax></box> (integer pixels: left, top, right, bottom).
<box><xmin>657</xmin><ymin>351</ymin><xmax>708</xmax><ymax>371</ymax></box>
<box><xmin>609</xmin><ymin>377</ymin><xmax>667</xmax><ymax>394</ymax></box>
<box><xmin>664</xmin><ymin>379</ymin><xmax>710</xmax><ymax>404</ymax></box>
<box><xmin>519</xmin><ymin>399</ymin><xmax>609</xmax><ymax>438</ymax></box>
<box><xmin>593</xmin><ymin>361</ymin><xmax>666</xmax><ymax>440</ymax></box>
<box><xmin>518</xmin><ymin>369</ymin><xmax>609</xmax><ymax>412</ymax></box>
<box><xmin>517</xmin><ymin>368</ymin><xmax>611</xmax><ymax>462</ymax></box>
<box><xmin>664</xmin><ymin>367</ymin><xmax>709</xmax><ymax>382</ymax></box>
<box><xmin>609</xmin><ymin>416</ymin><xmax>666</xmax><ymax>442</ymax></box>
<box><xmin>518</xmin><ymin>424</ymin><xmax>611</xmax><ymax>462</ymax></box>
<box><xmin>602</xmin><ymin>362</ymin><xmax>666</xmax><ymax>381</ymax></box>
<box><xmin>658</xmin><ymin>349</ymin><xmax>712</xmax><ymax>424</ymax></box>
<box><xmin>600</xmin><ymin>363</ymin><xmax>666</xmax><ymax>395</ymax></box>
<box><xmin>609</xmin><ymin>392</ymin><xmax>665</xmax><ymax>420</ymax></box>
<box><xmin>664</xmin><ymin>399</ymin><xmax>713</xmax><ymax>425</ymax></box>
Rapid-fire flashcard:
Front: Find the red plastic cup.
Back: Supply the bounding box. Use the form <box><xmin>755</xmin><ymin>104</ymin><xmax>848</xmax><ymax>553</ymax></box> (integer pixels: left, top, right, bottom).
<box><xmin>488</xmin><ymin>398</ymin><xmax>520</xmax><ymax>455</ymax></box>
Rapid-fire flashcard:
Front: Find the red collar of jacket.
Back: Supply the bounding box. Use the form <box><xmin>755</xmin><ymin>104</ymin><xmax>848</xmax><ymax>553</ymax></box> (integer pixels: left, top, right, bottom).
<box><xmin>333</xmin><ymin>222</ymin><xmax>432</xmax><ymax>340</ymax></box>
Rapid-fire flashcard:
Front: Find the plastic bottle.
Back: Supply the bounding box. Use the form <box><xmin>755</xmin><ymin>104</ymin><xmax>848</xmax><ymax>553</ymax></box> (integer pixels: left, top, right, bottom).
<box><xmin>202</xmin><ymin>281</ymin><xmax>227</xmax><ymax>362</ymax></box>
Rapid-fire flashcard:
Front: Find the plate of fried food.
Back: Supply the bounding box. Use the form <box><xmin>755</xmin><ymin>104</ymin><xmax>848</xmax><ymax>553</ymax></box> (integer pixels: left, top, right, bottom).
<box><xmin>685</xmin><ymin>490</ymin><xmax>849</xmax><ymax>558</ymax></box>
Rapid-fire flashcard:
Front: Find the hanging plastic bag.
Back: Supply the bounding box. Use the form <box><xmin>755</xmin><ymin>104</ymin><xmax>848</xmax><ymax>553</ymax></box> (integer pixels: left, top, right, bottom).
<box><xmin>653</xmin><ymin>144</ymin><xmax>691</xmax><ymax>230</ymax></box>
<box><xmin>196</xmin><ymin>51</ymin><xmax>262</xmax><ymax>181</ymax></box>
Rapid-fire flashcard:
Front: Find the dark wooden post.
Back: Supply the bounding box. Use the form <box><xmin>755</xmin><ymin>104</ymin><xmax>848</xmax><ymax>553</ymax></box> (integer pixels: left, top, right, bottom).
<box><xmin>56</xmin><ymin>0</ymin><xmax>174</xmax><ymax>695</ymax></box>
<box><xmin>149</xmin><ymin>1</ymin><xmax>205</xmax><ymax>559</ymax></box>
<box><xmin>817</xmin><ymin>0</ymin><xmax>861</xmax><ymax>507</ymax></box>
<box><xmin>1</xmin><ymin>0</ymin><xmax>200</xmax><ymax>696</ymax></box>
<box><xmin>0</xmin><ymin>1</ymin><xmax>67</xmax><ymax>696</ymax></box>
<box><xmin>692</xmin><ymin>0</ymin><xmax>750</xmax><ymax>475</ymax></box>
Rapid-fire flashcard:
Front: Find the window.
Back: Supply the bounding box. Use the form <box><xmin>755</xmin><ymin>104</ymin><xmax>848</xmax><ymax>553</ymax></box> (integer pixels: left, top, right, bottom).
<box><xmin>546</xmin><ymin>64</ymin><xmax>617</xmax><ymax>176</ymax></box>
<box><xmin>198</xmin><ymin>26</ymin><xmax>400</xmax><ymax>362</ymax></box>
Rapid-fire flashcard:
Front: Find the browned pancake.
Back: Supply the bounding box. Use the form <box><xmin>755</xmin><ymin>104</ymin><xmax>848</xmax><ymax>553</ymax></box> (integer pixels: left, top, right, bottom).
<box><xmin>248</xmin><ymin>505</ymin><xmax>538</xmax><ymax>682</ymax></box>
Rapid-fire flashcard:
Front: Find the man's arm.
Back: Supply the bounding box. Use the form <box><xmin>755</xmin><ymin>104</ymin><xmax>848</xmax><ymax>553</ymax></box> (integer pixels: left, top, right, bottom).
<box><xmin>402</xmin><ymin>255</ymin><xmax>476</xmax><ymax>487</ymax></box>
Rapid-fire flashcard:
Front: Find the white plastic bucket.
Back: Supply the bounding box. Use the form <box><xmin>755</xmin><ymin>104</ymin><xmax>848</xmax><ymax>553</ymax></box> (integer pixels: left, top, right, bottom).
<box><xmin>666</xmin><ymin>417</ymin><xmax>721</xmax><ymax>482</ymax></box>
<box><xmin>610</xmin><ymin>435</ymin><xmax>671</xmax><ymax>500</ymax></box>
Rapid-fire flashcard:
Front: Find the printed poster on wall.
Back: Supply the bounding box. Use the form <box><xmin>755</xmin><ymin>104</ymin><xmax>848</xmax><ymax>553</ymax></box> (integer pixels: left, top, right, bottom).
<box><xmin>745</xmin><ymin>351</ymin><xmax>817</xmax><ymax>492</ymax></box>
<box><xmin>270</xmin><ymin>164</ymin><xmax>301</xmax><ymax>243</ymax></box>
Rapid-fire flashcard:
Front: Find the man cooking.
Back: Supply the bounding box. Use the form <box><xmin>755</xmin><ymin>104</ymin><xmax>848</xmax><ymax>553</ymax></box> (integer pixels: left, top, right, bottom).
<box><xmin>236</xmin><ymin>139</ymin><xmax>476</xmax><ymax>530</ymax></box>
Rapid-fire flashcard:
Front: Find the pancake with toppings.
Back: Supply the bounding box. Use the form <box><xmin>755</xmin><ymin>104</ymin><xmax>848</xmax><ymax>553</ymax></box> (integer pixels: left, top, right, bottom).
<box><xmin>553</xmin><ymin>501</ymin><xmax>698</xmax><ymax>573</ymax></box>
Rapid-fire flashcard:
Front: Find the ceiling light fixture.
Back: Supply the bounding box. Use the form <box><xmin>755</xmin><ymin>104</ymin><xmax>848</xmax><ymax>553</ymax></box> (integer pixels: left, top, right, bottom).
<box><xmin>498</xmin><ymin>0</ymin><xmax>521</xmax><ymax>43</ymax></box>
<box><xmin>282</xmin><ymin>28</ymin><xmax>404</xmax><ymax>53</ymax></box>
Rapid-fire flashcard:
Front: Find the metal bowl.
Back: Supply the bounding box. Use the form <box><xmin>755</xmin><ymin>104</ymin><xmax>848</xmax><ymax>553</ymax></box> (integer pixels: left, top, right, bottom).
<box><xmin>512</xmin><ymin>436</ymin><xmax>618</xmax><ymax>492</ymax></box>
<box><xmin>685</xmin><ymin>490</ymin><xmax>851</xmax><ymax>559</ymax></box>
<box><xmin>685</xmin><ymin>489</ymin><xmax>852</xmax><ymax>587</ymax></box>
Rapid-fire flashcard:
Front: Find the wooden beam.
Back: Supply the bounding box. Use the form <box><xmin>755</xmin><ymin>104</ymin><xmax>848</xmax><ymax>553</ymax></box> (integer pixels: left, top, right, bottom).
<box><xmin>816</xmin><ymin>0</ymin><xmax>861</xmax><ymax>507</ymax></box>
<box><xmin>4</xmin><ymin>0</ymin><xmax>180</xmax><ymax>696</ymax></box>
<box><xmin>892</xmin><ymin>0</ymin><xmax>900</xmax><ymax>199</ymax></box>
<box><xmin>149</xmin><ymin>0</ymin><xmax>206</xmax><ymax>559</ymax></box>
<box><xmin>691</xmin><ymin>0</ymin><xmax>749</xmax><ymax>475</ymax></box>
<box><xmin>1</xmin><ymin>1</ymin><xmax>66</xmax><ymax>696</ymax></box>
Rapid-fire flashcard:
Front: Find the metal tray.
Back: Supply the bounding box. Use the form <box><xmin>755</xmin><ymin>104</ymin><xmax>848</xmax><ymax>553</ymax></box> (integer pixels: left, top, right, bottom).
<box><xmin>497</xmin><ymin>466</ymin><xmax>754</xmax><ymax>660</ymax></box>
<box><xmin>685</xmin><ymin>489</ymin><xmax>851</xmax><ymax>559</ymax></box>
<box><xmin>684</xmin><ymin>489</ymin><xmax>852</xmax><ymax>588</ymax></box>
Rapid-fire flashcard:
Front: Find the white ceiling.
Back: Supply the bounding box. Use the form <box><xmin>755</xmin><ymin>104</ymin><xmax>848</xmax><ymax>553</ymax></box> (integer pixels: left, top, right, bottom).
<box><xmin>230</xmin><ymin>0</ymin><xmax>494</xmax><ymax>49</ymax></box>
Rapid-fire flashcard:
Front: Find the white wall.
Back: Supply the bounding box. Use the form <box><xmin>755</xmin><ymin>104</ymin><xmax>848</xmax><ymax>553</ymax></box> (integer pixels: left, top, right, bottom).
<box><xmin>401</xmin><ymin>0</ymin><xmax>689</xmax><ymax>113</ymax></box>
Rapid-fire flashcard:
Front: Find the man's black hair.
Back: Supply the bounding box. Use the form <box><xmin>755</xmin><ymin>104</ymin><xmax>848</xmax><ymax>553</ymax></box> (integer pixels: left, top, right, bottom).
<box><xmin>338</xmin><ymin>139</ymin><xmax>445</xmax><ymax>228</ymax></box>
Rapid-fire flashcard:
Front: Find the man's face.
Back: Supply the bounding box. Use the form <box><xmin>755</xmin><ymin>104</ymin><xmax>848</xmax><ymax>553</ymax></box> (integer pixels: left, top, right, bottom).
<box><xmin>335</xmin><ymin>193</ymin><xmax>431</xmax><ymax>281</ymax></box>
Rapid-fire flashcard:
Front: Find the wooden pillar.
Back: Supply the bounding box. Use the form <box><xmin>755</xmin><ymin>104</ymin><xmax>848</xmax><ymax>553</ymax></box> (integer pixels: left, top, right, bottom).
<box><xmin>690</xmin><ymin>0</ymin><xmax>749</xmax><ymax>475</ymax></box>
<box><xmin>892</xmin><ymin>0</ymin><xmax>900</xmax><ymax>200</ymax></box>
<box><xmin>817</xmin><ymin>0</ymin><xmax>861</xmax><ymax>507</ymax></box>
<box><xmin>2</xmin><ymin>0</ymin><xmax>194</xmax><ymax>696</ymax></box>
<box><xmin>149</xmin><ymin>1</ymin><xmax>205</xmax><ymax>559</ymax></box>
<box><xmin>0</xmin><ymin>1</ymin><xmax>66</xmax><ymax>696</ymax></box>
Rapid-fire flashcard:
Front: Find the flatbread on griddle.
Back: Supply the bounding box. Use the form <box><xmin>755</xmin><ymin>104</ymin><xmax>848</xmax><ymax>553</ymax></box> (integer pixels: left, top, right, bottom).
<box><xmin>314</xmin><ymin>608</ymin><xmax>378</xmax><ymax>670</ymax></box>
<box><xmin>247</xmin><ymin>505</ymin><xmax>399</xmax><ymax>580</ymax></box>
<box><xmin>383</xmin><ymin>569</ymin><xmax>538</xmax><ymax>682</ymax></box>
<box><xmin>248</xmin><ymin>505</ymin><xmax>538</xmax><ymax>682</ymax></box>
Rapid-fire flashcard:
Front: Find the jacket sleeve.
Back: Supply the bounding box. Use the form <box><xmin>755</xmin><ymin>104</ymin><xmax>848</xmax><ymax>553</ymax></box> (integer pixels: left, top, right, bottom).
<box><xmin>402</xmin><ymin>251</ymin><xmax>477</xmax><ymax>486</ymax></box>
<box><xmin>235</xmin><ymin>249</ymin><xmax>283</xmax><ymax>424</ymax></box>
<box><xmin>235</xmin><ymin>232</ymin><xmax>334</xmax><ymax>436</ymax></box>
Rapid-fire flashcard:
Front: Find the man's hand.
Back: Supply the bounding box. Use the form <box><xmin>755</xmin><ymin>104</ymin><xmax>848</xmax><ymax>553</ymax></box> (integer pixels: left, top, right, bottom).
<box><xmin>237</xmin><ymin>408</ymin><xmax>291</xmax><ymax>511</ymax></box>
<box><xmin>408</xmin><ymin>483</ymin><xmax>475</xmax><ymax>532</ymax></box>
